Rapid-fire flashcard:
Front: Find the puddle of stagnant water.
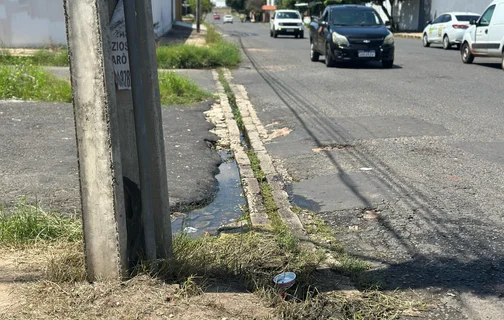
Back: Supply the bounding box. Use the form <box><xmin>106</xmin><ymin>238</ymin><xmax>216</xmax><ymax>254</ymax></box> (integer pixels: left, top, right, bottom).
<box><xmin>171</xmin><ymin>150</ymin><xmax>246</xmax><ymax>237</ymax></box>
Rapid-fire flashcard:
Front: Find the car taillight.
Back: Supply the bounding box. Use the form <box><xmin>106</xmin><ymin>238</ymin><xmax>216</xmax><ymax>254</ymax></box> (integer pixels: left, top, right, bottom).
<box><xmin>453</xmin><ymin>24</ymin><xmax>469</xmax><ymax>29</ymax></box>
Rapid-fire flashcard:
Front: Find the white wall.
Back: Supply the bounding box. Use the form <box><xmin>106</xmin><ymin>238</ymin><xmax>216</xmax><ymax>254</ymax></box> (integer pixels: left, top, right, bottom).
<box><xmin>371</xmin><ymin>0</ymin><xmax>491</xmax><ymax>32</ymax></box>
<box><xmin>428</xmin><ymin>0</ymin><xmax>491</xmax><ymax>20</ymax></box>
<box><xmin>152</xmin><ymin>0</ymin><xmax>173</xmax><ymax>38</ymax></box>
<box><xmin>0</xmin><ymin>0</ymin><xmax>173</xmax><ymax>48</ymax></box>
<box><xmin>0</xmin><ymin>0</ymin><xmax>66</xmax><ymax>47</ymax></box>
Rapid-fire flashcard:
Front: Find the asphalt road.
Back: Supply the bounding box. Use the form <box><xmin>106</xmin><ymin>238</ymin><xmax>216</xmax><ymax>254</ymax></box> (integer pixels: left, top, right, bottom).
<box><xmin>212</xmin><ymin>18</ymin><xmax>504</xmax><ymax>319</ymax></box>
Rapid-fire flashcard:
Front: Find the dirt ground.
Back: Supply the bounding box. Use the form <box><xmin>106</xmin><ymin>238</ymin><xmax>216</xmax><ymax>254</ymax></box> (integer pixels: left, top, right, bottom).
<box><xmin>0</xmin><ymin>246</ymin><xmax>276</xmax><ymax>320</ymax></box>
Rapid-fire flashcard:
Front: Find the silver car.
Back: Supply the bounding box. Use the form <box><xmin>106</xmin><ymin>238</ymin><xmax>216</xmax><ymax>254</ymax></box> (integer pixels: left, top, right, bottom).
<box><xmin>223</xmin><ymin>15</ymin><xmax>233</xmax><ymax>24</ymax></box>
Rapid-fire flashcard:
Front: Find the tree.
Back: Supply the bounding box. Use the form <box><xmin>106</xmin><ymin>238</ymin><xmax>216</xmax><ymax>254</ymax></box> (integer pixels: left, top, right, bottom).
<box><xmin>189</xmin><ymin>0</ymin><xmax>213</xmax><ymax>14</ymax></box>
<box><xmin>226</xmin><ymin>0</ymin><xmax>246</xmax><ymax>11</ymax></box>
<box><xmin>321</xmin><ymin>0</ymin><xmax>405</xmax><ymax>30</ymax></box>
<box><xmin>278</xmin><ymin>0</ymin><xmax>297</xmax><ymax>10</ymax></box>
<box><xmin>246</xmin><ymin>0</ymin><xmax>265</xmax><ymax>12</ymax></box>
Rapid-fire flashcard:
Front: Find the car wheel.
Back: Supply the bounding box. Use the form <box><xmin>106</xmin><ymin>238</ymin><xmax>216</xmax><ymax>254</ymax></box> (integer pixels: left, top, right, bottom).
<box><xmin>443</xmin><ymin>35</ymin><xmax>451</xmax><ymax>50</ymax></box>
<box><xmin>295</xmin><ymin>34</ymin><xmax>299</xmax><ymax>39</ymax></box>
<box><xmin>310</xmin><ymin>42</ymin><xmax>320</xmax><ymax>62</ymax></box>
<box><xmin>325</xmin><ymin>44</ymin><xmax>335</xmax><ymax>67</ymax></box>
<box><xmin>461</xmin><ymin>42</ymin><xmax>474</xmax><ymax>64</ymax></box>
<box><xmin>382</xmin><ymin>60</ymin><xmax>394</xmax><ymax>68</ymax></box>
<box><xmin>501</xmin><ymin>50</ymin><xmax>504</xmax><ymax>70</ymax></box>
<box><xmin>270</xmin><ymin>30</ymin><xmax>272</xmax><ymax>37</ymax></box>
<box><xmin>274</xmin><ymin>31</ymin><xmax>278</xmax><ymax>38</ymax></box>
<box><xmin>300</xmin><ymin>32</ymin><xmax>304</xmax><ymax>39</ymax></box>
<box><xmin>423</xmin><ymin>33</ymin><xmax>430</xmax><ymax>47</ymax></box>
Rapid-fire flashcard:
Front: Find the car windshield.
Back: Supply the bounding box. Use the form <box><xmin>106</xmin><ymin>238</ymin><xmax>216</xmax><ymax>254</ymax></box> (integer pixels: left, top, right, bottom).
<box><xmin>331</xmin><ymin>9</ymin><xmax>383</xmax><ymax>26</ymax></box>
<box><xmin>276</xmin><ymin>12</ymin><xmax>300</xmax><ymax>19</ymax></box>
<box><xmin>455</xmin><ymin>15</ymin><xmax>480</xmax><ymax>21</ymax></box>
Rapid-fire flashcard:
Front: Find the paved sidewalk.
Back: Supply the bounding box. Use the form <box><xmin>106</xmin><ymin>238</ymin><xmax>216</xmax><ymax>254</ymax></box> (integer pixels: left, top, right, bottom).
<box><xmin>0</xmin><ymin>69</ymin><xmax>220</xmax><ymax>213</ymax></box>
<box><xmin>394</xmin><ymin>32</ymin><xmax>422</xmax><ymax>39</ymax></box>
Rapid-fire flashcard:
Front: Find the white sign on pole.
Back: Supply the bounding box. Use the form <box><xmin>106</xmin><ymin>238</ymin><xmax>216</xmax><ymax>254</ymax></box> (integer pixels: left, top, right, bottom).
<box><xmin>110</xmin><ymin>0</ymin><xmax>131</xmax><ymax>90</ymax></box>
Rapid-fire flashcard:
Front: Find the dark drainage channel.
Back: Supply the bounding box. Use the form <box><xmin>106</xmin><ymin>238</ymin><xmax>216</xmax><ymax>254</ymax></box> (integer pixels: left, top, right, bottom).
<box><xmin>171</xmin><ymin>150</ymin><xmax>246</xmax><ymax>237</ymax></box>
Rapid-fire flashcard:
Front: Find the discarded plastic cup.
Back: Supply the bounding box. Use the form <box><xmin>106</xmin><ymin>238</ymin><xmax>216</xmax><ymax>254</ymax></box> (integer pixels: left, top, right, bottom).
<box><xmin>183</xmin><ymin>227</ymin><xmax>198</xmax><ymax>233</ymax></box>
<box><xmin>273</xmin><ymin>272</ymin><xmax>296</xmax><ymax>290</ymax></box>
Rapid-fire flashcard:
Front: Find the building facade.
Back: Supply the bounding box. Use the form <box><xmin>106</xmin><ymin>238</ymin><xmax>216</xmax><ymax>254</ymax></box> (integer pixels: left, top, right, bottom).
<box><xmin>373</xmin><ymin>0</ymin><xmax>492</xmax><ymax>31</ymax></box>
<box><xmin>0</xmin><ymin>0</ymin><xmax>174</xmax><ymax>48</ymax></box>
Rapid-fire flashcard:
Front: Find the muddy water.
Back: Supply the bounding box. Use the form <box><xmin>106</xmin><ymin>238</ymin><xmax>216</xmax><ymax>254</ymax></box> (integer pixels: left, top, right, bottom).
<box><xmin>171</xmin><ymin>151</ymin><xmax>245</xmax><ymax>237</ymax></box>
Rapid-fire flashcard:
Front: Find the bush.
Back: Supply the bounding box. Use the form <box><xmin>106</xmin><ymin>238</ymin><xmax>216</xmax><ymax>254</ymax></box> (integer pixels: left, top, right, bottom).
<box><xmin>156</xmin><ymin>42</ymin><xmax>241</xmax><ymax>69</ymax></box>
<box><xmin>0</xmin><ymin>199</ymin><xmax>82</xmax><ymax>244</ymax></box>
<box><xmin>0</xmin><ymin>62</ymin><xmax>72</xmax><ymax>102</ymax></box>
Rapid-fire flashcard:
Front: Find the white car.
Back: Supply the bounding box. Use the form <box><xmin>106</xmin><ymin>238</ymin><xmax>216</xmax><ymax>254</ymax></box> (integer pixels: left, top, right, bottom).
<box><xmin>461</xmin><ymin>0</ymin><xmax>504</xmax><ymax>69</ymax></box>
<box><xmin>270</xmin><ymin>10</ymin><xmax>304</xmax><ymax>39</ymax></box>
<box><xmin>223</xmin><ymin>15</ymin><xmax>233</xmax><ymax>24</ymax></box>
<box><xmin>422</xmin><ymin>12</ymin><xmax>480</xmax><ymax>49</ymax></box>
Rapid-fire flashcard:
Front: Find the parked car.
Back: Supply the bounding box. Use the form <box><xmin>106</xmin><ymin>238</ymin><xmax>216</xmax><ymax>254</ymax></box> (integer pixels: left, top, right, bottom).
<box><xmin>422</xmin><ymin>12</ymin><xmax>480</xmax><ymax>49</ymax></box>
<box><xmin>461</xmin><ymin>0</ymin><xmax>504</xmax><ymax>69</ymax></box>
<box><xmin>213</xmin><ymin>13</ymin><xmax>220</xmax><ymax>20</ymax></box>
<box><xmin>270</xmin><ymin>10</ymin><xmax>304</xmax><ymax>38</ymax></box>
<box><xmin>223</xmin><ymin>15</ymin><xmax>234</xmax><ymax>24</ymax></box>
<box><xmin>309</xmin><ymin>4</ymin><xmax>394</xmax><ymax>68</ymax></box>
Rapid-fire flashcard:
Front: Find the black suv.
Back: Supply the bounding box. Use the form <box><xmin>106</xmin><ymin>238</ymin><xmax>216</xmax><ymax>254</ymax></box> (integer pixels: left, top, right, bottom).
<box><xmin>309</xmin><ymin>5</ymin><xmax>395</xmax><ymax>68</ymax></box>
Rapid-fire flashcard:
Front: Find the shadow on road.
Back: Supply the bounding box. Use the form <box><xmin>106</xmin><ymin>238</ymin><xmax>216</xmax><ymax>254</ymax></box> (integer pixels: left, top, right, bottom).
<box><xmin>358</xmin><ymin>253</ymin><xmax>504</xmax><ymax>297</ymax></box>
<box><xmin>316</xmin><ymin>60</ymin><xmax>403</xmax><ymax>69</ymax></box>
<box><xmin>157</xmin><ymin>25</ymin><xmax>196</xmax><ymax>45</ymax></box>
<box><xmin>473</xmin><ymin>62</ymin><xmax>503</xmax><ymax>70</ymax></box>
<box><xmin>236</xmin><ymin>35</ymin><xmax>504</xmax><ymax>297</ymax></box>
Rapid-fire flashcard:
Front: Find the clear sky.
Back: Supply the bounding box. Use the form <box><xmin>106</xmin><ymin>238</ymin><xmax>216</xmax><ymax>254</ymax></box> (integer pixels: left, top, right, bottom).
<box><xmin>213</xmin><ymin>0</ymin><xmax>227</xmax><ymax>8</ymax></box>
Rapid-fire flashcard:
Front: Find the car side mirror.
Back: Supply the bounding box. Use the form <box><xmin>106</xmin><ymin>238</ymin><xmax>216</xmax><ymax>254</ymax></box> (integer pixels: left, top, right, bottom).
<box><xmin>426</xmin><ymin>20</ymin><xmax>431</xmax><ymax>25</ymax></box>
<box><xmin>385</xmin><ymin>21</ymin><xmax>391</xmax><ymax>29</ymax></box>
<box><xmin>470</xmin><ymin>19</ymin><xmax>477</xmax><ymax>25</ymax></box>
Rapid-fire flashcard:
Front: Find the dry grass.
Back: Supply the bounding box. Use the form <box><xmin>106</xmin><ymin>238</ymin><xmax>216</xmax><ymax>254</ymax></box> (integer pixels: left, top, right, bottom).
<box><xmin>0</xmin><ymin>200</ymin><xmax>426</xmax><ymax>320</ymax></box>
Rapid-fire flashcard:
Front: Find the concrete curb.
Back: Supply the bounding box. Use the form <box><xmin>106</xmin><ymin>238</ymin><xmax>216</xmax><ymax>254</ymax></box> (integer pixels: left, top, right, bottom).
<box><xmin>394</xmin><ymin>33</ymin><xmax>422</xmax><ymax>40</ymax></box>
<box><xmin>206</xmin><ymin>70</ymin><xmax>269</xmax><ymax>228</ymax></box>
<box><xmin>221</xmin><ymin>69</ymin><xmax>306</xmax><ymax>239</ymax></box>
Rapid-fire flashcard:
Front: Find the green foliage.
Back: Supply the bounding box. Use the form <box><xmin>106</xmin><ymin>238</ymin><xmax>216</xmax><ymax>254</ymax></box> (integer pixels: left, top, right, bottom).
<box><xmin>246</xmin><ymin>0</ymin><xmax>265</xmax><ymax>12</ymax></box>
<box><xmin>189</xmin><ymin>0</ymin><xmax>213</xmax><ymax>16</ymax></box>
<box><xmin>0</xmin><ymin>198</ymin><xmax>82</xmax><ymax>245</ymax></box>
<box><xmin>0</xmin><ymin>49</ymin><xmax>69</xmax><ymax>67</ymax></box>
<box><xmin>204</xmin><ymin>24</ymin><xmax>223</xmax><ymax>44</ymax></box>
<box><xmin>226</xmin><ymin>0</ymin><xmax>246</xmax><ymax>11</ymax></box>
<box><xmin>278</xmin><ymin>0</ymin><xmax>297</xmax><ymax>9</ymax></box>
<box><xmin>156</xmin><ymin>41</ymin><xmax>241</xmax><ymax>69</ymax></box>
<box><xmin>158</xmin><ymin>71</ymin><xmax>212</xmax><ymax>105</ymax></box>
<box><xmin>0</xmin><ymin>61</ymin><xmax>72</xmax><ymax>102</ymax></box>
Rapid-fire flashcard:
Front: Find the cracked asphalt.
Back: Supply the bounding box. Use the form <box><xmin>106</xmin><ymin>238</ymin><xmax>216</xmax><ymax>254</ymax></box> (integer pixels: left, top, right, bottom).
<box><xmin>210</xmin><ymin>17</ymin><xmax>504</xmax><ymax>319</ymax></box>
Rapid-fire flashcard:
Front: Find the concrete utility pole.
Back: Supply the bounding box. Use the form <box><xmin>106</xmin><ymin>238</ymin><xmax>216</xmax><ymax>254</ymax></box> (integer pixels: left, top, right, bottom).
<box><xmin>63</xmin><ymin>0</ymin><xmax>172</xmax><ymax>281</ymax></box>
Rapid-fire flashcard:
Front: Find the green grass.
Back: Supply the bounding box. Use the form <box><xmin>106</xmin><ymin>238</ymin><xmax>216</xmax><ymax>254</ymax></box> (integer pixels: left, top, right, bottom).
<box><xmin>0</xmin><ymin>198</ymin><xmax>82</xmax><ymax>245</ymax></box>
<box><xmin>158</xmin><ymin>71</ymin><xmax>212</xmax><ymax>105</ymax></box>
<box><xmin>217</xmin><ymin>70</ymin><xmax>243</xmax><ymax>129</ymax></box>
<box><xmin>0</xmin><ymin>55</ymin><xmax>210</xmax><ymax>105</ymax></box>
<box><xmin>156</xmin><ymin>41</ymin><xmax>241</xmax><ymax>69</ymax></box>
<box><xmin>204</xmin><ymin>23</ymin><xmax>223</xmax><ymax>44</ymax></box>
<box><xmin>217</xmin><ymin>69</ymin><xmax>297</xmax><ymax>251</ymax></box>
<box><xmin>157</xmin><ymin>25</ymin><xmax>240</xmax><ymax>69</ymax></box>
<box><xmin>0</xmin><ymin>62</ymin><xmax>72</xmax><ymax>102</ymax></box>
<box><xmin>0</xmin><ymin>24</ymin><xmax>240</xmax><ymax>70</ymax></box>
<box><xmin>0</xmin><ymin>49</ymin><xmax>69</xmax><ymax>66</ymax></box>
